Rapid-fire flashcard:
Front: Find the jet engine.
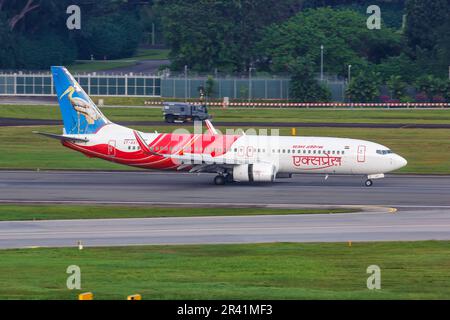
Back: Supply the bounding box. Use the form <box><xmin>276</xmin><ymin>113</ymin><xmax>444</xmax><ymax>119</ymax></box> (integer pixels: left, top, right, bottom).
<box><xmin>233</xmin><ymin>163</ymin><xmax>276</xmax><ymax>182</ymax></box>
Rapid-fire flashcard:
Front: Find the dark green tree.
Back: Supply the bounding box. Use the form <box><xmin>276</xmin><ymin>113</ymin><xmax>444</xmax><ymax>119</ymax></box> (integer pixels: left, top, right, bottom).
<box><xmin>258</xmin><ymin>8</ymin><xmax>402</xmax><ymax>76</ymax></box>
<box><xmin>0</xmin><ymin>15</ymin><xmax>15</xmax><ymax>68</ymax></box>
<box><xmin>76</xmin><ymin>12</ymin><xmax>142</xmax><ymax>60</ymax></box>
<box><xmin>415</xmin><ymin>75</ymin><xmax>448</xmax><ymax>101</ymax></box>
<box><xmin>346</xmin><ymin>72</ymin><xmax>381</xmax><ymax>102</ymax></box>
<box><xmin>404</xmin><ymin>0</ymin><xmax>450</xmax><ymax>77</ymax></box>
<box><xmin>386</xmin><ymin>75</ymin><xmax>407</xmax><ymax>100</ymax></box>
<box><xmin>205</xmin><ymin>75</ymin><xmax>215</xmax><ymax>98</ymax></box>
<box><xmin>156</xmin><ymin>0</ymin><xmax>306</xmax><ymax>72</ymax></box>
<box><xmin>405</xmin><ymin>0</ymin><xmax>449</xmax><ymax>52</ymax></box>
<box><xmin>288</xmin><ymin>58</ymin><xmax>331</xmax><ymax>102</ymax></box>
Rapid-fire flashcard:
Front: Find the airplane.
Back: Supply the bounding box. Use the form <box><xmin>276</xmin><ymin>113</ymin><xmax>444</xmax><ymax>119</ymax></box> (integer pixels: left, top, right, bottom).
<box><xmin>34</xmin><ymin>66</ymin><xmax>407</xmax><ymax>187</ymax></box>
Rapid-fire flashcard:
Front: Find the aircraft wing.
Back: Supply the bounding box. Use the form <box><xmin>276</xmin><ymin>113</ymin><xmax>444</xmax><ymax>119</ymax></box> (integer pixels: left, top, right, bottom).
<box><xmin>33</xmin><ymin>131</ymin><xmax>89</xmax><ymax>142</ymax></box>
<box><xmin>165</xmin><ymin>151</ymin><xmax>251</xmax><ymax>165</ymax></box>
<box><xmin>133</xmin><ymin>130</ymin><xmax>252</xmax><ymax>166</ymax></box>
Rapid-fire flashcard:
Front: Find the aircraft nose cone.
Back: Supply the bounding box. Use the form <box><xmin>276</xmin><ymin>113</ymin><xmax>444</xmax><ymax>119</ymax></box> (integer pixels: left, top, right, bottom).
<box><xmin>399</xmin><ymin>156</ymin><xmax>407</xmax><ymax>168</ymax></box>
<box><xmin>393</xmin><ymin>155</ymin><xmax>407</xmax><ymax>169</ymax></box>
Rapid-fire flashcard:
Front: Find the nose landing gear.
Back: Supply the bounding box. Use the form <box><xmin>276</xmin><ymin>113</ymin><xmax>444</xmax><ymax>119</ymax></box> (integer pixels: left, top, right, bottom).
<box><xmin>364</xmin><ymin>179</ymin><xmax>373</xmax><ymax>187</ymax></box>
<box><xmin>364</xmin><ymin>173</ymin><xmax>384</xmax><ymax>187</ymax></box>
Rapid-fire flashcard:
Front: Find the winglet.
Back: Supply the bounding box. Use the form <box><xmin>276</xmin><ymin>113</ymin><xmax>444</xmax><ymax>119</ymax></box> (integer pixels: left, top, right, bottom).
<box><xmin>204</xmin><ymin>119</ymin><xmax>219</xmax><ymax>135</ymax></box>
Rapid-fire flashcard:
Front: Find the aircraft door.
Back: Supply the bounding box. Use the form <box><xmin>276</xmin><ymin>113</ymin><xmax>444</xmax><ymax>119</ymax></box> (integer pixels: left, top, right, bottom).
<box><xmin>108</xmin><ymin>140</ymin><xmax>116</xmax><ymax>157</ymax></box>
<box><xmin>357</xmin><ymin>145</ymin><xmax>366</xmax><ymax>162</ymax></box>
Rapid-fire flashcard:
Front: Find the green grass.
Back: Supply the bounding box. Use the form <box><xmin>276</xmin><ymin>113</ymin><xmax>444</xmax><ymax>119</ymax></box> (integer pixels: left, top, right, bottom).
<box><xmin>211</xmin><ymin>108</ymin><xmax>450</xmax><ymax>124</ymax></box>
<box><xmin>0</xmin><ymin>241</ymin><xmax>449</xmax><ymax>299</ymax></box>
<box><xmin>0</xmin><ymin>205</ymin><xmax>354</xmax><ymax>221</ymax></box>
<box><xmin>0</xmin><ymin>125</ymin><xmax>448</xmax><ymax>173</ymax></box>
<box><xmin>3</xmin><ymin>105</ymin><xmax>450</xmax><ymax>124</ymax></box>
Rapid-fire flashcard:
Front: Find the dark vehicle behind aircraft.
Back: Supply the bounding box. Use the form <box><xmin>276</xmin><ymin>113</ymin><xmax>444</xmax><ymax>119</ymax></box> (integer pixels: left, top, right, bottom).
<box><xmin>163</xmin><ymin>102</ymin><xmax>210</xmax><ymax>123</ymax></box>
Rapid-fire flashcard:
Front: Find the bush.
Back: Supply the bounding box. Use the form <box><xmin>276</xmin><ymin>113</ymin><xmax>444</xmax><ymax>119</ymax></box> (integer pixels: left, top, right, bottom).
<box><xmin>415</xmin><ymin>92</ymin><xmax>428</xmax><ymax>102</ymax></box>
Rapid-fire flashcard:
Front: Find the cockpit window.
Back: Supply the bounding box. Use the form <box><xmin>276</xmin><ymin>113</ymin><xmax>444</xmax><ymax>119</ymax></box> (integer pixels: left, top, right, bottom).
<box><xmin>376</xmin><ymin>149</ymin><xmax>393</xmax><ymax>155</ymax></box>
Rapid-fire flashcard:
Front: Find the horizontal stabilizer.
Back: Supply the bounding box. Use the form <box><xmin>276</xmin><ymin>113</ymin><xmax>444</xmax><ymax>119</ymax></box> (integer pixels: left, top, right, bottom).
<box><xmin>32</xmin><ymin>131</ymin><xmax>89</xmax><ymax>142</ymax></box>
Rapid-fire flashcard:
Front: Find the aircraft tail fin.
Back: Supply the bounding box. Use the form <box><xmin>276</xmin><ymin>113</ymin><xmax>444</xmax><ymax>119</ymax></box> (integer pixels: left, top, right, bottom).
<box><xmin>51</xmin><ymin>66</ymin><xmax>110</xmax><ymax>135</ymax></box>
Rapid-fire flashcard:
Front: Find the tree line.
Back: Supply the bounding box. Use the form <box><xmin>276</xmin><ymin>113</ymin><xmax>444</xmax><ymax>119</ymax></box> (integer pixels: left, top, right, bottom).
<box><xmin>0</xmin><ymin>0</ymin><xmax>150</xmax><ymax>70</ymax></box>
<box><xmin>0</xmin><ymin>0</ymin><xmax>448</xmax><ymax>102</ymax></box>
<box><xmin>157</xmin><ymin>0</ymin><xmax>449</xmax><ymax>102</ymax></box>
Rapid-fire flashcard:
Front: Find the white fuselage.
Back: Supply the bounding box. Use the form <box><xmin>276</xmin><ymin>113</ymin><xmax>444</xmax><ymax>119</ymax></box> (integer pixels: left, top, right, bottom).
<box><xmin>66</xmin><ymin>123</ymin><xmax>407</xmax><ymax>177</ymax></box>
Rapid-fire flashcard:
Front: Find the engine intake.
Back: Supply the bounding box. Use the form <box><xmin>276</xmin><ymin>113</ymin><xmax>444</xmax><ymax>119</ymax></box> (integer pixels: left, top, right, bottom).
<box><xmin>233</xmin><ymin>163</ymin><xmax>276</xmax><ymax>182</ymax></box>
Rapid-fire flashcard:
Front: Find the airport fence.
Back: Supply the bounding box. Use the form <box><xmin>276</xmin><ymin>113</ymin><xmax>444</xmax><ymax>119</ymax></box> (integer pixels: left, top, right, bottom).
<box><xmin>0</xmin><ymin>72</ymin><xmax>350</xmax><ymax>101</ymax></box>
<box><xmin>0</xmin><ymin>73</ymin><xmax>161</xmax><ymax>97</ymax></box>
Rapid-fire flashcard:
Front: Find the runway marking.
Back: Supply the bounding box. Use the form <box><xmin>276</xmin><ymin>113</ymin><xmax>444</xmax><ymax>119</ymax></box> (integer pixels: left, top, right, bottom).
<box><xmin>1</xmin><ymin>223</ymin><xmax>450</xmax><ymax>238</ymax></box>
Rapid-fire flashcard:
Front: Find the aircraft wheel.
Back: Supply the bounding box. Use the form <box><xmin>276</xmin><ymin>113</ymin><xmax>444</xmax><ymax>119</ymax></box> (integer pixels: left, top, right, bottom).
<box><xmin>365</xmin><ymin>179</ymin><xmax>373</xmax><ymax>187</ymax></box>
<box><xmin>165</xmin><ymin>115</ymin><xmax>175</xmax><ymax>123</ymax></box>
<box><xmin>214</xmin><ymin>175</ymin><xmax>226</xmax><ymax>185</ymax></box>
<box><xmin>225</xmin><ymin>173</ymin><xmax>234</xmax><ymax>183</ymax></box>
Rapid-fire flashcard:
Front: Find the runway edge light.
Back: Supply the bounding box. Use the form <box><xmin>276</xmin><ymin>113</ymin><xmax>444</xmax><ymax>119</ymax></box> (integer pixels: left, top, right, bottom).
<box><xmin>127</xmin><ymin>294</ymin><xmax>142</xmax><ymax>300</ymax></box>
<box><xmin>79</xmin><ymin>292</ymin><xmax>93</xmax><ymax>300</ymax></box>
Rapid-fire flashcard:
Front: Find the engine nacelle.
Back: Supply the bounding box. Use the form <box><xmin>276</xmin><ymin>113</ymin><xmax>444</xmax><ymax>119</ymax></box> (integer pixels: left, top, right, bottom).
<box><xmin>233</xmin><ymin>163</ymin><xmax>276</xmax><ymax>182</ymax></box>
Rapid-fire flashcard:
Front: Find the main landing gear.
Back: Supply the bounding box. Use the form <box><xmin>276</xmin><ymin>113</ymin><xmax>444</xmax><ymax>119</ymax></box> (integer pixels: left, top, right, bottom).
<box><xmin>214</xmin><ymin>175</ymin><xmax>226</xmax><ymax>185</ymax></box>
<box><xmin>214</xmin><ymin>173</ymin><xmax>234</xmax><ymax>185</ymax></box>
<box><xmin>364</xmin><ymin>179</ymin><xmax>373</xmax><ymax>187</ymax></box>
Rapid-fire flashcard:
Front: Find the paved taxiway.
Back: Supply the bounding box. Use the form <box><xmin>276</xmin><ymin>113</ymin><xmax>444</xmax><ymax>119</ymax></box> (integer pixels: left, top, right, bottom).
<box><xmin>0</xmin><ymin>171</ymin><xmax>450</xmax><ymax>248</ymax></box>
<box><xmin>1</xmin><ymin>209</ymin><xmax>450</xmax><ymax>249</ymax></box>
